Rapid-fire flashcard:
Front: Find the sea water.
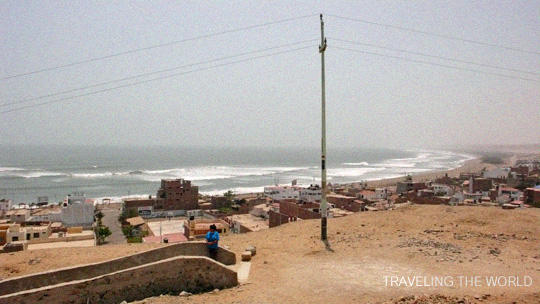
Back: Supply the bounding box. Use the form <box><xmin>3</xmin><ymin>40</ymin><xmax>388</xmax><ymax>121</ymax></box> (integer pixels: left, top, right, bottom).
<box><xmin>0</xmin><ymin>145</ymin><xmax>475</xmax><ymax>204</ymax></box>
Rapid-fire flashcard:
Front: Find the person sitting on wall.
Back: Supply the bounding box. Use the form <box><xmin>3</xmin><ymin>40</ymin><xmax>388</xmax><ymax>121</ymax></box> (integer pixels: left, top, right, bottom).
<box><xmin>205</xmin><ymin>224</ymin><xmax>219</xmax><ymax>260</ymax></box>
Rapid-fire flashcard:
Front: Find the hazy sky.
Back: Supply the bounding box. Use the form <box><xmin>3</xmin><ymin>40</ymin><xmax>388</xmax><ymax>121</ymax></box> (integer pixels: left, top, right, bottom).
<box><xmin>1</xmin><ymin>1</ymin><xmax>539</xmax><ymax>149</ymax></box>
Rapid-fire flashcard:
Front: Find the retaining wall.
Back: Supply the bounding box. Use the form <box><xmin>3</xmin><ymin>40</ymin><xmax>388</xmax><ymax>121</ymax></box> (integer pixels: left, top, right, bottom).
<box><xmin>0</xmin><ymin>256</ymin><xmax>237</xmax><ymax>304</ymax></box>
<box><xmin>0</xmin><ymin>241</ymin><xmax>235</xmax><ymax>296</ymax></box>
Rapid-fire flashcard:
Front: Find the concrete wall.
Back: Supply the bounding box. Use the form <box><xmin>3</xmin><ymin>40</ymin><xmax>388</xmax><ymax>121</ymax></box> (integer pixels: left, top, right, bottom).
<box><xmin>27</xmin><ymin>233</ymin><xmax>94</xmax><ymax>244</ymax></box>
<box><xmin>0</xmin><ymin>256</ymin><xmax>237</xmax><ymax>304</ymax></box>
<box><xmin>0</xmin><ymin>241</ymin><xmax>235</xmax><ymax>296</ymax></box>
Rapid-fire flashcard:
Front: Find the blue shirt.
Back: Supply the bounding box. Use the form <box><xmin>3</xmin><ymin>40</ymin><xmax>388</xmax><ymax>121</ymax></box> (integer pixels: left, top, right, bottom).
<box><xmin>205</xmin><ymin>231</ymin><xmax>219</xmax><ymax>249</ymax></box>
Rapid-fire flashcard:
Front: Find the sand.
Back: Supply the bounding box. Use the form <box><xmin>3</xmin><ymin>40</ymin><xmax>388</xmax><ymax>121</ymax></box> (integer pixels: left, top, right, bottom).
<box><xmin>3</xmin><ymin>205</ymin><xmax>540</xmax><ymax>304</ymax></box>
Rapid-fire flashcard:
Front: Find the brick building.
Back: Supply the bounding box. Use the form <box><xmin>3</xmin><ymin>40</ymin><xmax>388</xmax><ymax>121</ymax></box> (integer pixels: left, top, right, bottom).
<box><xmin>124</xmin><ymin>179</ymin><xmax>198</xmax><ymax>215</ymax></box>
<box><xmin>396</xmin><ymin>182</ymin><xmax>427</xmax><ymax>194</ymax></box>
<box><xmin>524</xmin><ymin>188</ymin><xmax>540</xmax><ymax>207</ymax></box>
<box><xmin>326</xmin><ymin>194</ymin><xmax>362</xmax><ymax>212</ymax></box>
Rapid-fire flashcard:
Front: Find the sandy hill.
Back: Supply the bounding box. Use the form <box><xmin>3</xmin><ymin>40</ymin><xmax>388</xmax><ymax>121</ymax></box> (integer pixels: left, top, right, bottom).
<box><xmin>2</xmin><ymin>205</ymin><xmax>540</xmax><ymax>304</ymax></box>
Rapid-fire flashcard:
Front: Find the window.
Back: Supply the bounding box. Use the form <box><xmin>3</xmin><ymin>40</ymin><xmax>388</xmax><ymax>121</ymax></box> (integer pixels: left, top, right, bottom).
<box><xmin>34</xmin><ymin>233</ymin><xmax>40</xmax><ymax>238</ymax></box>
<box><xmin>12</xmin><ymin>236</ymin><xmax>18</xmax><ymax>241</ymax></box>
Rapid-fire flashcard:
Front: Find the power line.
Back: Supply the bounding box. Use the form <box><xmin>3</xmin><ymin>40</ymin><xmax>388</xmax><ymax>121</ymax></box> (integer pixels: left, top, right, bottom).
<box><xmin>1</xmin><ymin>40</ymin><xmax>318</xmax><ymax>108</ymax></box>
<box><xmin>1</xmin><ymin>14</ymin><xmax>318</xmax><ymax>81</ymax></box>
<box><xmin>330</xmin><ymin>38</ymin><xmax>540</xmax><ymax>76</ymax></box>
<box><xmin>332</xmin><ymin>46</ymin><xmax>540</xmax><ymax>83</ymax></box>
<box><xmin>1</xmin><ymin>45</ymin><xmax>314</xmax><ymax>114</ymax></box>
<box><xmin>327</xmin><ymin>14</ymin><xmax>540</xmax><ymax>56</ymax></box>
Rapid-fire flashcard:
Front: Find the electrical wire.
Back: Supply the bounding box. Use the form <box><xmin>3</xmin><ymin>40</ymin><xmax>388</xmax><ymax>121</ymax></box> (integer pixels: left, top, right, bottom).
<box><xmin>327</xmin><ymin>14</ymin><xmax>540</xmax><ymax>56</ymax></box>
<box><xmin>332</xmin><ymin>46</ymin><xmax>540</xmax><ymax>83</ymax></box>
<box><xmin>1</xmin><ymin>45</ymin><xmax>314</xmax><ymax>114</ymax></box>
<box><xmin>1</xmin><ymin>39</ymin><xmax>318</xmax><ymax>108</ymax></box>
<box><xmin>1</xmin><ymin>14</ymin><xmax>318</xmax><ymax>81</ymax></box>
<box><xmin>330</xmin><ymin>38</ymin><xmax>540</xmax><ymax>76</ymax></box>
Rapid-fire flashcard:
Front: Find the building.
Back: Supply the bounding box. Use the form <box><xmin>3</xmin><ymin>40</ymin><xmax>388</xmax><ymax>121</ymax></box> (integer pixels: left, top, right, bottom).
<box><xmin>482</xmin><ymin>168</ymin><xmax>511</xmax><ymax>179</ymax></box>
<box><xmin>430</xmin><ymin>184</ymin><xmax>455</xmax><ymax>196</ymax></box>
<box><xmin>500</xmin><ymin>187</ymin><xmax>521</xmax><ymax>200</ymax></box>
<box><xmin>298</xmin><ymin>185</ymin><xmax>322</xmax><ymax>202</ymax></box>
<box><xmin>264</xmin><ymin>186</ymin><xmax>299</xmax><ymax>201</ymax></box>
<box><xmin>157</xmin><ymin>179</ymin><xmax>199</xmax><ymax>211</ymax></box>
<box><xmin>4</xmin><ymin>209</ymin><xmax>30</xmax><ymax>223</ymax></box>
<box><xmin>28</xmin><ymin>206</ymin><xmax>62</xmax><ymax>222</ymax></box>
<box><xmin>0</xmin><ymin>199</ymin><xmax>12</xmax><ymax>212</ymax></box>
<box><xmin>465</xmin><ymin>178</ymin><xmax>493</xmax><ymax>194</ymax></box>
<box><xmin>183</xmin><ymin>218</ymin><xmax>229</xmax><ymax>240</ymax></box>
<box><xmin>61</xmin><ymin>199</ymin><xmax>95</xmax><ymax>228</ymax></box>
<box><xmin>396</xmin><ymin>182</ymin><xmax>427</xmax><ymax>194</ymax></box>
<box><xmin>0</xmin><ymin>224</ymin><xmax>25</xmax><ymax>245</ymax></box>
<box><xmin>264</xmin><ymin>184</ymin><xmax>322</xmax><ymax>202</ymax></box>
<box><xmin>125</xmin><ymin>179</ymin><xmax>199</xmax><ymax>216</ymax></box>
<box><xmin>524</xmin><ymin>188</ymin><xmax>540</xmax><ymax>207</ymax></box>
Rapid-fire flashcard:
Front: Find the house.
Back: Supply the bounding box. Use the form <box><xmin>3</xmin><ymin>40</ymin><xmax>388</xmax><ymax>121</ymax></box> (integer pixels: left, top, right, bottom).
<box><xmin>61</xmin><ymin>199</ymin><xmax>94</xmax><ymax>228</ymax></box>
<box><xmin>430</xmin><ymin>184</ymin><xmax>454</xmax><ymax>196</ymax></box>
<box><xmin>264</xmin><ymin>186</ymin><xmax>299</xmax><ymax>201</ymax></box>
<box><xmin>0</xmin><ymin>224</ymin><xmax>25</xmax><ymax>245</ymax></box>
<box><xmin>326</xmin><ymin>194</ymin><xmax>362</xmax><ymax>212</ymax></box>
<box><xmin>0</xmin><ymin>199</ymin><xmax>12</xmax><ymax>212</ymax></box>
<box><xmin>5</xmin><ymin>209</ymin><xmax>30</xmax><ymax>223</ymax></box>
<box><xmin>482</xmin><ymin>168</ymin><xmax>511</xmax><ymax>179</ymax></box>
<box><xmin>24</xmin><ymin>223</ymin><xmax>53</xmax><ymax>243</ymax></box>
<box><xmin>126</xmin><ymin>216</ymin><xmax>147</xmax><ymax>236</ymax></box>
<box><xmin>183</xmin><ymin>218</ymin><xmax>229</xmax><ymax>240</ymax></box>
<box><xmin>500</xmin><ymin>187</ymin><xmax>521</xmax><ymax>200</ymax></box>
<box><xmin>396</xmin><ymin>181</ymin><xmax>427</xmax><ymax>194</ymax></box>
<box><xmin>523</xmin><ymin>188</ymin><xmax>540</xmax><ymax>207</ymax></box>
<box><xmin>298</xmin><ymin>185</ymin><xmax>322</xmax><ymax>202</ymax></box>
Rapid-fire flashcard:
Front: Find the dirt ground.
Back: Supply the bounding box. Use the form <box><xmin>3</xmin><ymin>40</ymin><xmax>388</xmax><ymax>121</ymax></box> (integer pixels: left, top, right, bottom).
<box><xmin>2</xmin><ymin>204</ymin><xmax>540</xmax><ymax>304</ymax></box>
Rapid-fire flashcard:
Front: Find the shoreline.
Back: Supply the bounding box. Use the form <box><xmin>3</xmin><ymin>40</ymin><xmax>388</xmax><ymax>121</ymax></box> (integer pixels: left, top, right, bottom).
<box><xmin>364</xmin><ymin>157</ymin><xmax>493</xmax><ymax>188</ymax></box>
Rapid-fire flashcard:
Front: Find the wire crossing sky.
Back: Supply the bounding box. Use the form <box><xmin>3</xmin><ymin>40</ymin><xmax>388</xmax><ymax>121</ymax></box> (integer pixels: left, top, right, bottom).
<box><xmin>1</xmin><ymin>1</ymin><xmax>539</xmax><ymax>149</ymax></box>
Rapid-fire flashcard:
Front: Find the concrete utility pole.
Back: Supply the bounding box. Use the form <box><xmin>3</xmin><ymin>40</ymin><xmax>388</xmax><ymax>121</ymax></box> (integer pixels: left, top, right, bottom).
<box><xmin>319</xmin><ymin>14</ymin><xmax>328</xmax><ymax>240</ymax></box>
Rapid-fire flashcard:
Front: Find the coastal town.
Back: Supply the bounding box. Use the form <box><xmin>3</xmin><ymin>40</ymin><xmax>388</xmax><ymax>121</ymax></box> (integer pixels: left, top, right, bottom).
<box><xmin>1</xmin><ymin>152</ymin><xmax>540</xmax><ymax>303</ymax></box>
<box><xmin>1</xmin><ymin>155</ymin><xmax>539</xmax><ymax>252</ymax></box>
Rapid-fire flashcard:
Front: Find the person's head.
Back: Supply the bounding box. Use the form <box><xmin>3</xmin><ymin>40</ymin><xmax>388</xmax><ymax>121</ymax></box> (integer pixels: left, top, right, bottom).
<box><xmin>210</xmin><ymin>224</ymin><xmax>217</xmax><ymax>231</ymax></box>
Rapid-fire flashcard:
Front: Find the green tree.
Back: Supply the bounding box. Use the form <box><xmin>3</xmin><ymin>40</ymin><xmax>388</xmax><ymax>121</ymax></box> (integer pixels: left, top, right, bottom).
<box><xmin>223</xmin><ymin>190</ymin><xmax>234</xmax><ymax>208</ymax></box>
<box><xmin>95</xmin><ymin>210</ymin><xmax>104</xmax><ymax>225</ymax></box>
<box><xmin>118</xmin><ymin>208</ymin><xmax>139</xmax><ymax>225</ymax></box>
<box><xmin>97</xmin><ymin>226</ymin><xmax>112</xmax><ymax>245</ymax></box>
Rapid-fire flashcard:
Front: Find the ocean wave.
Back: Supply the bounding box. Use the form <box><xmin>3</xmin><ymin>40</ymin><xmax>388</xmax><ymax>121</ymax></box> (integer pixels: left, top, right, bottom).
<box><xmin>342</xmin><ymin>162</ymin><xmax>369</xmax><ymax>166</ymax></box>
<box><xmin>327</xmin><ymin>167</ymin><xmax>385</xmax><ymax>177</ymax></box>
<box><xmin>0</xmin><ymin>166</ymin><xmax>25</xmax><ymax>172</ymax></box>
<box><xmin>200</xmin><ymin>186</ymin><xmax>266</xmax><ymax>196</ymax></box>
<box><xmin>138</xmin><ymin>166</ymin><xmax>309</xmax><ymax>182</ymax></box>
<box><xmin>19</xmin><ymin>171</ymin><xmax>65</xmax><ymax>178</ymax></box>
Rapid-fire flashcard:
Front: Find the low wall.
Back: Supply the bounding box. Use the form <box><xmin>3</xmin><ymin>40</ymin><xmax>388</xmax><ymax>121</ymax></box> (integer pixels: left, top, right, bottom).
<box><xmin>28</xmin><ymin>234</ymin><xmax>94</xmax><ymax>244</ymax></box>
<box><xmin>0</xmin><ymin>256</ymin><xmax>237</xmax><ymax>304</ymax></box>
<box><xmin>0</xmin><ymin>241</ymin><xmax>235</xmax><ymax>296</ymax></box>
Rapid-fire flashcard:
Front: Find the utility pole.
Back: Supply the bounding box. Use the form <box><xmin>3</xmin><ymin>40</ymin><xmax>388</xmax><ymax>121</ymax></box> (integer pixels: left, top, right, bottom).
<box><xmin>319</xmin><ymin>14</ymin><xmax>328</xmax><ymax>241</ymax></box>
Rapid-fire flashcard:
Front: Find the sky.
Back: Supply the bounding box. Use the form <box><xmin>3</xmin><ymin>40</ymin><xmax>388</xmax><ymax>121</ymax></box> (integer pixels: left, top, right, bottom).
<box><xmin>1</xmin><ymin>1</ymin><xmax>539</xmax><ymax>149</ymax></box>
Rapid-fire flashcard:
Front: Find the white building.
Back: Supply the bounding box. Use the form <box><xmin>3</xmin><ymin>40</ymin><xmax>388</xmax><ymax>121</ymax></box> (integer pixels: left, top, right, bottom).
<box><xmin>431</xmin><ymin>184</ymin><xmax>455</xmax><ymax>196</ymax></box>
<box><xmin>265</xmin><ymin>184</ymin><xmax>323</xmax><ymax>202</ymax></box>
<box><xmin>299</xmin><ymin>185</ymin><xmax>322</xmax><ymax>202</ymax></box>
<box><xmin>483</xmin><ymin>168</ymin><xmax>511</xmax><ymax>179</ymax></box>
<box><xmin>60</xmin><ymin>194</ymin><xmax>95</xmax><ymax>227</ymax></box>
<box><xmin>264</xmin><ymin>186</ymin><xmax>299</xmax><ymax>201</ymax></box>
<box><xmin>0</xmin><ymin>199</ymin><xmax>13</xmax><ymax>212</ymax></box>
<box><xmin>375</xmin><ymin>188</ymin><xmax>390</xmax><ymax>199</ymax></box>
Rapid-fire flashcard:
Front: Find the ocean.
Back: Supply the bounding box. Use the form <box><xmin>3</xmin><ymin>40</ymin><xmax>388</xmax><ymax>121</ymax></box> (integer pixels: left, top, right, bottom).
<box><xmin>0</xmin><ymin>145</ymin><xmax>475</xmax><ymax>204</ymax></box>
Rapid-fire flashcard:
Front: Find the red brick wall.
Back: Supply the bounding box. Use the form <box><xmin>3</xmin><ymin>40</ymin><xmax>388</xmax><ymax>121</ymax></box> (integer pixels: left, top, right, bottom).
<box><xmin>472</xmin><ymin>178</ymin><xmax>493</xmax><ymax>192</ymax></box>
<box><xmin>269</xmin><ymin>210</ymin><xmax>295</xmax><ymax>228</ymax></box>
<box><xmin>524</xmin><ymin>188</ymin><xmax>540</xmax><ymax>207</ymax></box>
